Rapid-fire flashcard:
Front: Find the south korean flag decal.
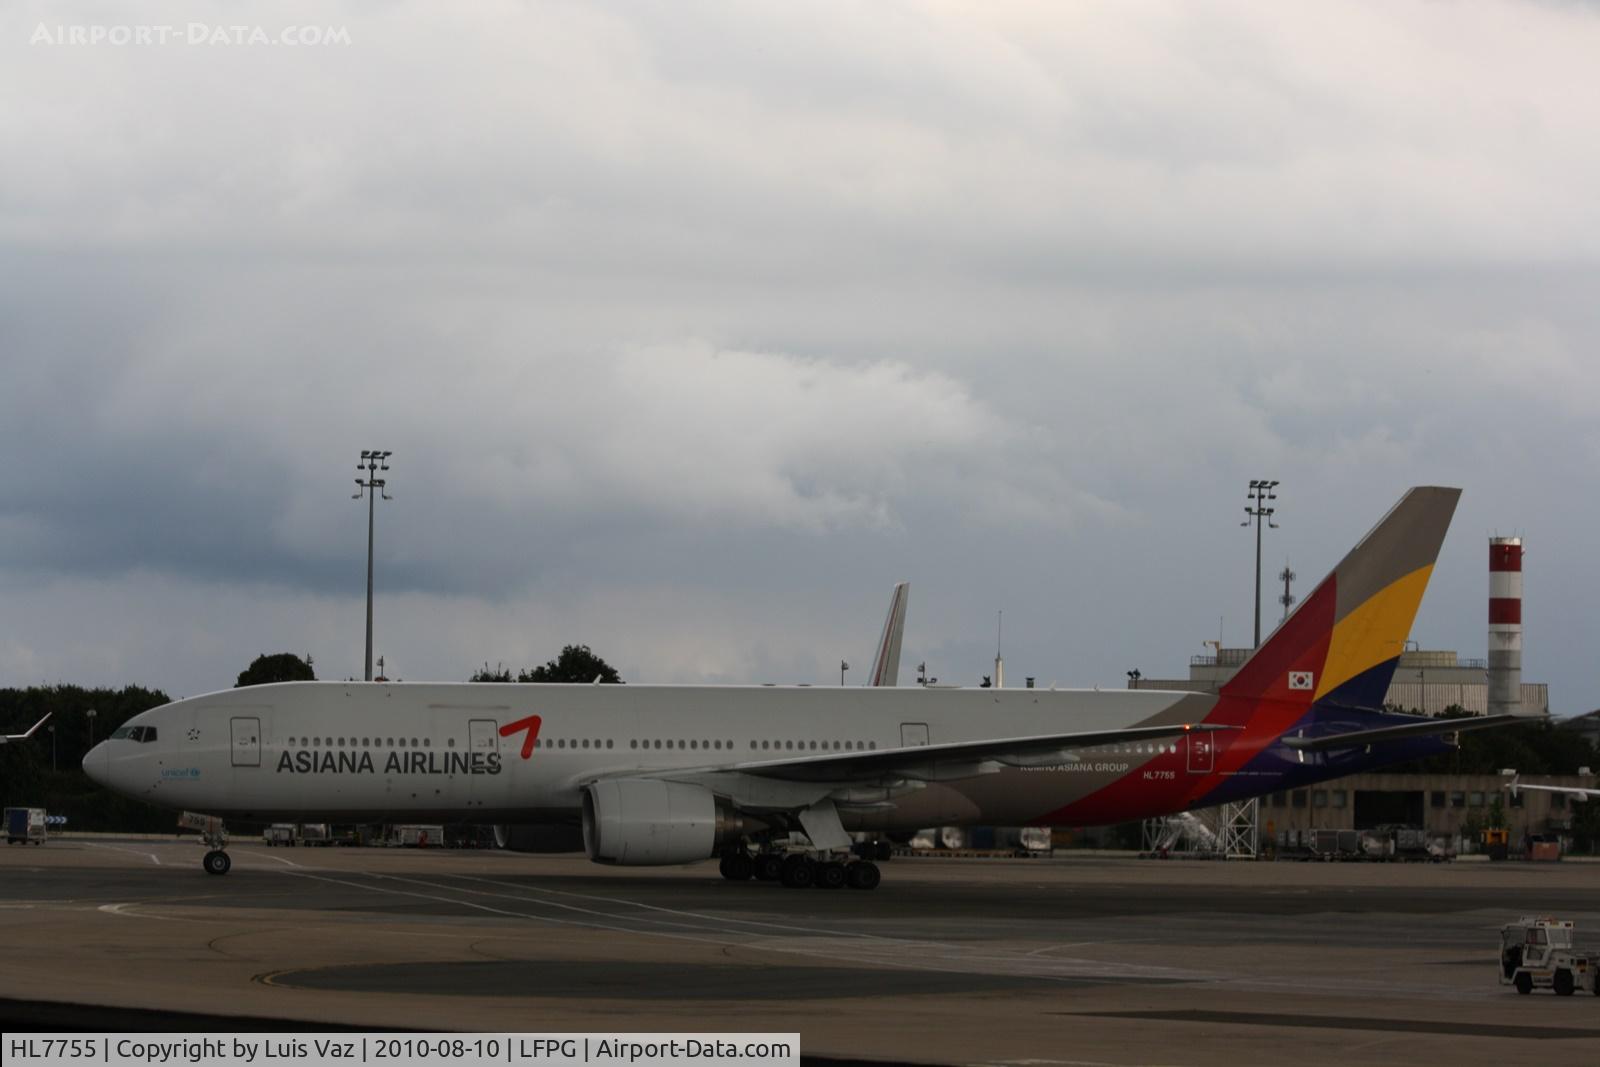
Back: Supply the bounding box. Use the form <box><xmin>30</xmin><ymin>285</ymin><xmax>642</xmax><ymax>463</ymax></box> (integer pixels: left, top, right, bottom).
<box><xmin>1288</xmin><ymin>671</ymin><xmax>1314</xmax><ymax>691</ymax></box>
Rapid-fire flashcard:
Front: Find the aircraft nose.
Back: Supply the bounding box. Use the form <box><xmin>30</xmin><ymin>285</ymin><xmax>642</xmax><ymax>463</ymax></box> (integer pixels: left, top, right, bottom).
<box><xmin>82</xmin><ymin>741</ymin><xmax>109</xmax><ymax>786</ymax></box>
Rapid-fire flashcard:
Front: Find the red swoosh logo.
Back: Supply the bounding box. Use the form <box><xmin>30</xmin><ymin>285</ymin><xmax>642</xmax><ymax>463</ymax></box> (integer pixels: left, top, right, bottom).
<box><xmin>498</xmin><ymin>715</ymin><xmax>543</xmax><ymax>759</ymax></box>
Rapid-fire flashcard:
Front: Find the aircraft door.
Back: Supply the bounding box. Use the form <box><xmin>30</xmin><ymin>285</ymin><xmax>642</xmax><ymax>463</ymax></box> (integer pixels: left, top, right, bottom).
<box><xmin>469</xmin><ymin>719</ymin><xmax>497</xmax><ymax>754</ymax></box>
<box><xmin>900</xmin><ymin>723</ymin><xmax>930</xmax><ymax>747</ymax></box>
<box><xmin>230</xmin><ymin>717</ymin><xmax>261</xmax><ymax>767</ymax></box>
<box><xmin>1186</xmin><ymin>731</ymin><xmax>1215</xmax><ymax>774</ymax></box>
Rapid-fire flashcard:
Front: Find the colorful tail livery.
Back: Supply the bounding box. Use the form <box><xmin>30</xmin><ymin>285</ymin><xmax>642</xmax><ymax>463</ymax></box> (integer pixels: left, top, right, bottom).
<box><xmin>1189</xmin><ymin>486</ymin><xmax>1497</xmax><ymax>807</ymax></box>
<box><xmin>1222</xmin><ymin>485</ymin><xmax>1458</xmax><ymax>711</ymax></box>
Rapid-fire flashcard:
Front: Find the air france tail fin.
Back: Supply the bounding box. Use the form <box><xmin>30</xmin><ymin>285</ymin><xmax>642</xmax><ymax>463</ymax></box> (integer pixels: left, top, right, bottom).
<box><xmin>869</xmin><ymin>582</ymin><xmax>909</xmax><ymax>686</ymax></box>
<box><xmin>1220</xmin><ymin>487</ymin><xmax>1460</xmax><ymax>711</ymax></box>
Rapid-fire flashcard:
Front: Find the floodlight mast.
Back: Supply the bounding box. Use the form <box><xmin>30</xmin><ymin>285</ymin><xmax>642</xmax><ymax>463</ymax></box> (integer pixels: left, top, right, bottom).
<box><xmin>1240</xmin><ymin>479</ymin><xmax>1280</xmax><ymax>649</ymax></box>
<box><xmin>352</xmin><ymin>450</ymin><xmax>393</xmax><ymax>682</ymax></box>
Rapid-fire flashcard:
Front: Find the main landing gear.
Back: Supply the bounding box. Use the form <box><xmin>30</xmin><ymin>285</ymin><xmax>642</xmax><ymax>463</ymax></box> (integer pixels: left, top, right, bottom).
<box><xmin>719</xmin><ymin>849</ymin><xmax>881</xmax><ymax>891</ymax></box>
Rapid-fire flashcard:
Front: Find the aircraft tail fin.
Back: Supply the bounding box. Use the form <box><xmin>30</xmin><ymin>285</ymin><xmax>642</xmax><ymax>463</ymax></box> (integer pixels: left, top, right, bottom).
<box><xmin>1220</xmin><ymin>487</ymin><xmax>1460</xmax><ymax>711</ymax></box>
<box><xmin>869</xmin><ymin>582</ymin><xmax>909</xmax><ymax>687</ymax></box>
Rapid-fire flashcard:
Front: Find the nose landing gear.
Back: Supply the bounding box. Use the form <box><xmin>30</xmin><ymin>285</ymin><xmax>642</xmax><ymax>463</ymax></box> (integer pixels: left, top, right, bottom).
<box><xmin>181</xmin><ymin>812</ymin><xmax>232</xmax><ymax>875</ymax></box>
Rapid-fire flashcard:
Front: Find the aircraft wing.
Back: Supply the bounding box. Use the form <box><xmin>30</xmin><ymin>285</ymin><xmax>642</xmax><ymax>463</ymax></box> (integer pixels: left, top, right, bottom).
<box><xmin>1281</xmin><ymin>713</ymin><xmax>1524</xmax><ymax>752</ymax></box>
<box><xmin>1507</xmin><ymin>776</ymin><xmax>1598</xmax><ymax>801</ymax></box>
<box><xmin>639</xmin><ymin>720</ymin><xmax>1238</xmax><ymax>785</ymax></box>
<box><xmin>1</xmin><ymin>713</ymin><xmax>50</xmax><ymax>745</ymax></box>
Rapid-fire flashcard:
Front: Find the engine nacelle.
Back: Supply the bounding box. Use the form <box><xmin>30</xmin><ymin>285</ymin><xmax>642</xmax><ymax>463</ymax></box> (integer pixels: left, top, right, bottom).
<box><xmin>582</xmin><ymin>779</ymin><xmax>752</xmax><ymax>866</ymax></box>
<box><xmin>492</xmin><ymin>823</ymin><xmax>585</xmax><ymax>853</ymax></box>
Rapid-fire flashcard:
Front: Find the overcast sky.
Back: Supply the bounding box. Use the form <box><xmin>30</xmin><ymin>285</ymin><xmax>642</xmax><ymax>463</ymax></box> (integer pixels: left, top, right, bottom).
<box><xmin>2</xmin><ymin>1</ymin><xmax>1596</xmax><ymax>710</ymax></box>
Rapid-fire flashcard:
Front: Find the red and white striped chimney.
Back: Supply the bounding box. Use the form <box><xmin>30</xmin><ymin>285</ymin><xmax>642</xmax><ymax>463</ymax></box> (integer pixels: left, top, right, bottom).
<box><xmin>1488</xmin><ymin>537</ymin><xmax>1522</xmax><ymax>717</ymax></box>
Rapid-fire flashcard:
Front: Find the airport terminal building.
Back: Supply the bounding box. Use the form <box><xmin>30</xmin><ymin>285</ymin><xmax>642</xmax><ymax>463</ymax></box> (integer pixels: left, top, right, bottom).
<box><xmin>1258</xmin><ymin>771</ymin><xmax>1592</xmax><ymax>844</ymax></box>
<box><xmin>1127</xmin><ymin>647</ymin><xmax>1593</xmax><ymax>849</ymax></box>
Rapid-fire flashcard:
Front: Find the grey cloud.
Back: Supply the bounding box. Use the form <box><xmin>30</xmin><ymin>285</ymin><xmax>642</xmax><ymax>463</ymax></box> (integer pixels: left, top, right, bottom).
<box><xmin>0</xmin><ymin>1</ymin><xmax>1596</xmax><ymax>707</ymax></box>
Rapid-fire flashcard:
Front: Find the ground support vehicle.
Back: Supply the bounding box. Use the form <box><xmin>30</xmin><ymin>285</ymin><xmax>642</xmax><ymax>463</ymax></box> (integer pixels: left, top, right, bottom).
<box><xmin>4</xmin><ymin>807</ymin><xmax>47</xmax><ymax>845</ymax></box>
<box><xmin>1500</xmin><ymin>917</ymin><xmax>1599</xmax><ymax>996</ymax></box>
<box><xmin>263</xmin><ymin>824</ymin><xmax>296</xmax><ymax>846</ymax></box>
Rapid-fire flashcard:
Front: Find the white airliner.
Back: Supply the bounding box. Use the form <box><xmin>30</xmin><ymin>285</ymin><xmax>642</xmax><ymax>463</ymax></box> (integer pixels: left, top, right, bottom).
<box><xmin>2</xmin><ymin>713</ymin><xmax>50</xmax><ymax>745</ymax></box>
<box><xmin>84</xmin><ymin>487</ymin><xmax>1527</xmax><ymax>887</ymax></box>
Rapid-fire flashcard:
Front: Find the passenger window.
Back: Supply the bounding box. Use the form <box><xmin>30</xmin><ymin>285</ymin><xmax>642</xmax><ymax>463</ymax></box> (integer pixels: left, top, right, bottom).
<box><xmin>630</xmin><ymin>740</ymin><xmax>638</xmax><ymax>749</ymax></box>
<box><xmin>654</xmin><ymin>740</ymin><xmax>662</xmax><ymax>749</ymax></box>
<box><xmin>606</xmin><ymin>739</ymin><xmax>613</xmax><ymax>749</ymax></box>
<box><xmin>761</xmin><ymin>741</ymin><xmax>769</xmax><ymax>750</ymax></box>
<box><xmin>447</xmin><ymin>738</ymin><xmax>454</xmax><ymax>747</ymax></box>
<box><xmin>314</xmin><ymin>737</ymin><xmax>322</xmax><ymax>746</ymax></box>
<box><xmin>411</xmin><ymin>738</ymin><xmax>418</xmax><ymax>747</ymax></box>
<box><xmin>423</xmin><ymin>738</ymin><xmax>431</xmax><ymax>747</ymax></box>
<box><xmin>750</xmin><ymin>741</ymin><xmax>757</xmax><ymax>749</ymax></box>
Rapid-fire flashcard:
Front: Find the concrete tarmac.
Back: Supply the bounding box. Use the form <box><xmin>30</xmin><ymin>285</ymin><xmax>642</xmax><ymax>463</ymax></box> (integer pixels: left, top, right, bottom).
<box><xmin>2</xmin><ymin>837</ymin><xmax>1598</xmax><ymax>1065</ymax></box>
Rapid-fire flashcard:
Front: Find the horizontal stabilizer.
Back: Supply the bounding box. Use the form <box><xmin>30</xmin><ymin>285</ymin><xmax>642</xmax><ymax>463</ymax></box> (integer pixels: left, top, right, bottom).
<box><xmin>1283</xmin><ymin>713</ymin><xmax>1523</xmax><ymax>752</ymax></box>
<box><xmin>0</xmin><ymin>713</ymin><xmax>51</xmax><ymax>745</ymax></box>
<box><xmin>1507</xmin><ymin>776</ymin><xmax>1598</xmax><ymax>802</ymax></box>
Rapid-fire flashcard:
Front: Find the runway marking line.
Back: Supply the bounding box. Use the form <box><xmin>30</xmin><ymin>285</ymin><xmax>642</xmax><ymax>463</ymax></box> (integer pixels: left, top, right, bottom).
<box><xmin>79</xmin><ymin>842</ymin><xmax>162</xmax><ymax>865</ymax></box>
<box><xmin>273</xmin><ymin>869</ymin><xmax>1203</xmax><ymax>988</ymax></box>
<box><xmin>98</xmin><ymin>902</ymin><xmax>185</xmax><ymax>923</ymax></box>
<box><xmin>441</xmin><ymin>872</ymin><xmax>953</xmax><ymax>948</ymax></box>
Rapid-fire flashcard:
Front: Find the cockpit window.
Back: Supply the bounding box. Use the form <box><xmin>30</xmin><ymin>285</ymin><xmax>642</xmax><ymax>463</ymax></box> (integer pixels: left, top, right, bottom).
<box><xmin>138</xmin><ymin>727</ymin><xmax>157</xmax><ymax>743</ymax></box>
<box><xmin>110</xmin><ymin>726</ymin><xmax>133</xmax><ymax>740</ymax></box>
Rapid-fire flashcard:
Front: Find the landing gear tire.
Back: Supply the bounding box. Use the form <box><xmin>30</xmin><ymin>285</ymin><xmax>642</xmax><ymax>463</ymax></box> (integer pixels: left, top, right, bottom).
<box><xmin>753</xmin><ymin>853</ymin><xmax>784</xmax><ymax>882</ymax></box>
<box><xmin>203</xmin><ymin>850</ymin><xmax>231</xmax><ymax>876</ymax></box>
<box><xmin>779</xmin><ymin>855</ymin><xmax>816</xmax><ymax>889</ymax></box>
<box><xmin>1554</xmin><ymin>970</ymin><xmax>1575</xmax><ymax>997</ymax></box>
<box><xmin>719</xmin><ymin>853</ymin><xmax>753</xmax><ymax>881</ymax></box>
<box><xmin>816</xmin><ymin>862</ymin><xmax>848</xmax><ymax>890</ymax></box>
<box><xmin>1514</xmin><ymin>972</ymin><xmax>1533</xmax><ymax>995</ymax></box>
<box><xmin>847</xmin><ymin>861</ymin><xmax>881</xmax><ymax>890</ymax></box>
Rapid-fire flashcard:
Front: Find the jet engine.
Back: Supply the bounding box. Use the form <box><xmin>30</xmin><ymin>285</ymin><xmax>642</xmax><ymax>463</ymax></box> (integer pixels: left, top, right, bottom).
<box><xmin>582</xmin><ymin>778</ymin><xmax>756</xmax><ymax>865</ymax></box>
